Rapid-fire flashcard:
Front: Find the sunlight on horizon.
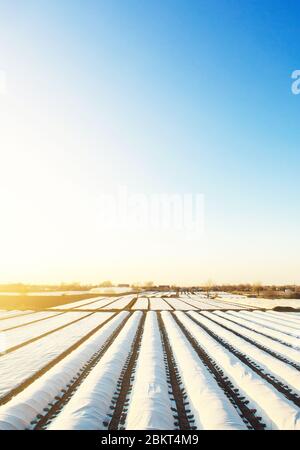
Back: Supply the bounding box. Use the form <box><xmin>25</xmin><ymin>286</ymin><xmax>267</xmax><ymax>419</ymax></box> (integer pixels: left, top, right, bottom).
<box><xmin>0</xmin><ymin>1</ymin><xmax>299</xmax><ymax>286</ymax></box>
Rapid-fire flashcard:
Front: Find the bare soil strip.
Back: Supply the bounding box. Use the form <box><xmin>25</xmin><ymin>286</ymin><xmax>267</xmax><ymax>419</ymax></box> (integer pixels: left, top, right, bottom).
<box><xmin>172</xmin><ymin>313</ymin><xmax>266</xmax><ymax>430</ymax></box>
<box><xmin>34</xmin><ymin>313</ymin><xmax>132</xmax><ymax>429</ymax></box>
<box><xmin>0</xmin><ymin>294</ymin><xmax>103</xmax><ymax>310</ymax></box>
<box><xmin>157</xmin><ymin>313</ymin><xmax>191</xmax><ymax>430</ymax></box>
<box><xmin>190</xmin><ymin>313</ymin><xmax>300</xmax><ymax>407</ymax></box>
<box><xmin>125</xmin><ymin>297</ymin><xmax>138</xmax><ymax>311</ymax></box>
<box><xmin>0</xmin><ymin>312</ymin><xmax>119</xmax><ymax>406</ymax></box>
<box><xmin>108</xmin><ymin>312</ymin><xmax>146</xmax><ymax>430</ymax></box>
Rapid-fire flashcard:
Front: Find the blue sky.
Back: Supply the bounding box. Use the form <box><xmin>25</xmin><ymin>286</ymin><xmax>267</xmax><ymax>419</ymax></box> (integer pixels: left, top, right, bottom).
<box><xmin>0</xmin><ymin>1</ymin><xmax>299</xmax><ymax>284</ymax></box>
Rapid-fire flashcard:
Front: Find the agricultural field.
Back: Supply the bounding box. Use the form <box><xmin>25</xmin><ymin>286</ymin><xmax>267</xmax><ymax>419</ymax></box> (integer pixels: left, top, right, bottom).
<box><xmin>0</xmin><ymin>292</ymin><xmax>299</xmax><ymax>430</ymax></box>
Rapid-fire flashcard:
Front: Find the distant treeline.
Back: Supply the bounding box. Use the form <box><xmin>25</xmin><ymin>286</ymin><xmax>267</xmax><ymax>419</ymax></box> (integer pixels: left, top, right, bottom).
<box><xmin>1</xmin><ymin>283</ymin><xmax>300</xmax><ymax>299</ymax></box>
<box><xmin>194</xmin><ymin>284</ymin><xmax>300</xmax><ymax>299</ymax></box>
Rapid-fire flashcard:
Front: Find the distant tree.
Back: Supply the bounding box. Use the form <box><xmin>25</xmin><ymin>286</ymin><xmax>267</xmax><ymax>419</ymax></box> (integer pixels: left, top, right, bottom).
<box><xmin>99</xmin><ymin>280</ymin><xmax>113</xmax><ymax>287</ymax></box>
<box><xmin>252</xmin><ymin>282</ymin><xmax>263</xmax><ymax>297</ymax></box>
<box><xmin>144</xmin><ymin>281</ymin><xmax>154</xmax><ymax>288</ymax></box>
<box><xmin>204</xmin><ymin>279</ymin><xmax>214</xmax><ymax>298</ymax></box>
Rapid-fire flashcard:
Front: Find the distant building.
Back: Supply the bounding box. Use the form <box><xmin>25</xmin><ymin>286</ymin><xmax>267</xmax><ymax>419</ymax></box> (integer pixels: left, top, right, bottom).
<box><xmin>118</xmin><ymin>283</ymin><xmax>130</xmax><ymax>288</ymax></box>
<box><xmin>158</xmin><ymin>285</ymin><xmax>170</xmax><ymax>291</ymax></box>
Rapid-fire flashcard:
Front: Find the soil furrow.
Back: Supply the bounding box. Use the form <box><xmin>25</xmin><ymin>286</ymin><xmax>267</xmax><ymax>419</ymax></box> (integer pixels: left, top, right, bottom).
<box><xmin>217</xmin><ymin>312</ymin><xmax>296</xmax><ymax>349</ymax></box>
<box><xmin>172</xmin><ymin>313</ymin><xmax>266</xmax><ymax>430</ymax></box>
<box><xmin>190</xmin><ymin>313</ymin><xmax>300</xmax><ymax>407</ymax></box>
<box><xmin>0</xmin><ymin>312</ymin><xmax>95</xmax><ymax>356</ymax></box>
<box><xmin>34</xmin><ymin>313</ymin><xmax>131</xmax><ymax>429</ymax></box>
<box><xmin>157</xmin><ymin>313</ymin><xmax>191</xmax><ymax>430</ymax></box>
<box><xmin>108</xmin><ymin>312</ymin><xmax>146</xmax><ymax>430</ymax></box>
<box><xmin>205</xmin><ymin>313</ymin><xmax>300</xmax><ymax>372</ymax></box>
<box><xmin>0</xmin><ymin>312</ymin><xmax>118</xmax><ymax>406</ymax></box>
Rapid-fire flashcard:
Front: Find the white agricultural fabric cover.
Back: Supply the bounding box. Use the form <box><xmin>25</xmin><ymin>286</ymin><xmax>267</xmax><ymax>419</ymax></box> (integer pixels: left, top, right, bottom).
<box><xmin>50</xmin><ymin>296</ymin><xmax>107</xmax><ymax>310</ymax></box>
<box><xmin>0</xmin><ymin>312</ymin><xmax>90</xmax><ymax>353</ymax></box>
<box><xmin>167</xmin><ymin>299</ymin><xmax>197</xmax><ymax>310</ymax></box>
<box><xmin>218</xmin><ymin>295</ymin><xmax>300</xmax><ymax>310</ymax></box>
<box><xmin>0</xmin><ymin>311</ymin><xmax>33</xmax><ymax>320</ymax></box>
<box><xmin>150</xmin><ymin>298</ymin><xmax>172</xmax><ymax>310</ymax></box>
<box><xmin>75</xmin><ymin>298</ymin><xmax>119</xmax><ymax>310</ymax></box>
<box><xmin>0</xmin><ymin>311</ymin><xmax>60</xmax><ymax>332</ymax></box>
<box><xmin>285</xmin><ymin>312</ymin><xmax>300</xmax><ymax>319</ymax></box>
<box><xmin>126</xmin><ymin>312</ymin><xmax>174</xmax><ymax>430</ymax></box>
<box><xmin>180</xmin><ymin>298</ymin><xmax>217</xmax><ymax>310</ymax></box>
<box><xmin>188</xmin><ymin>312</ymin><xmax>300</xmax><ymax>396</ymax></box>
<box><xmin>211</xmin><ymin>312</ymin><xmax>300</xmax><ymax>365</ymax></box>
<box><xmin>48</xmin><ymin>311</ymin><xmax>143</xmax><ymax>430</ymax></box>
<box><xmin>252</xmin><ymin>311</ymin><xmax>300</xmax><ymax>334</ymax></box>
<box><xmin>175</xmin><ymin>312</ymin><xmax>300</xmax><ymax>430</ymax></box>
<box><xmin>240</xmin><ymin>311</ymin><xmax>300</xmax><ymax>337</ymax></box>
<box><xmin>132</xmin><ymin>298</ymin><xmax>148</xmax><ymax>310</ymax></box>
<box><xmin>265</xmin><ymin>311</ymin><xmax>300</xmax><ymax>325</ymax></box>
<box><xmin>0</xmin><ymin>313</ymin><xmax>113</xmax><ymax>400</ymax></box>
<box><xmin>102</xmin><ymin>295</ymin><xmax>135</xmax><ymax>310</ymax></box>
<box><xmin>0</xmin><ymin>312</ymin><xmax>128</xmax><ymax>430</ymax></box>
<box><xmin>161</xmin><ymin>312</ymin><xmax>246</xmax><ymax>430</ymax></box>
<box><xmin>188</xmin><ymin>295</ymin><xmax>244</xmax><ymax>310</ymax></box>
<box><xmin>225</xmin><ymin>311</ymin><xmax>300</xmax><ymax>349</ymax></box>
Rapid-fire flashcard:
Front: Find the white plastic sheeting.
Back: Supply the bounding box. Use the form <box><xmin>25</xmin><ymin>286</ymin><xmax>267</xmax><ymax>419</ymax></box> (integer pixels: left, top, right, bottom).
<box><xmin>175</xmin><ymin>312</ymin><xmax>300</xmax><ymax>430</ymax></box>
<box><xmin>210</xmin><ymin>312</ymin><xmax>300</xmax><ymax>365</ymax></box>
<box><xmin>0</xmin><ymin>312</ymin><xmax>128</xmax><ymax>430</ymax></box>
<box><xmin>162</xmin><ymin>312</ymin><xmax>246</xmax><ymax>430</ymax></box>
<box><xmin>0</xmin><ymin>313</ymin><xmax>113</xmax><ymax>400</ymax></box>
<box><xmin>126</xmin><ymin>312</ymin><xmax>174</xmax><ymax>430</ymax></box>
<box><xmin>188</xmin><ymin>312</ymin><xmax>300</xmax><ymax>396</ymax></box>
<box><xmin>48</xmin><ymin>311</ymin><xmax>143</xmax><ymax>430</ymax></box>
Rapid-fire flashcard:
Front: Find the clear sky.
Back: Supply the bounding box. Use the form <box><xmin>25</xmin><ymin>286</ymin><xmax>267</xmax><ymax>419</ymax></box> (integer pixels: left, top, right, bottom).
<box><xmin>0</xmin><ymin>0</ymin><xmax>299</xmax><ymax>285</ymax></box>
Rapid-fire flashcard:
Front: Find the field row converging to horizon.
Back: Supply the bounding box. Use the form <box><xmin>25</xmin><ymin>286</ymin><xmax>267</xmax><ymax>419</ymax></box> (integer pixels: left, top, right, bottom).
<box><xmin>0</xmin><ymin>292</ymin><xmax>299</xmax><ymax>430</ymax></box>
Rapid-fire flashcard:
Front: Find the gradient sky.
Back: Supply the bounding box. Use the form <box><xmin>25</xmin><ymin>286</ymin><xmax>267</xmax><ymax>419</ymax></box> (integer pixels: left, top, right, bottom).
<box><xmin>0</xmin><ymin>0</ymin><xmax>299</xmax><ymax>285</ymax></box>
